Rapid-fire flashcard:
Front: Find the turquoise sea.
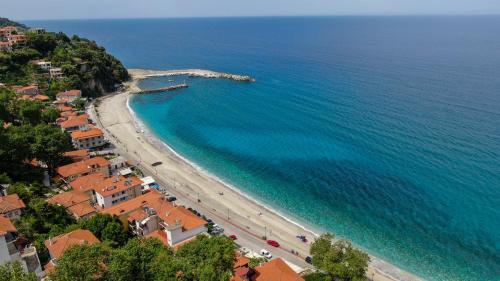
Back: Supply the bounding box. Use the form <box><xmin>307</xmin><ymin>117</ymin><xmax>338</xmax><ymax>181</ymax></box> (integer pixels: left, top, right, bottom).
<box><xmin>29</xmin><ymin>17</ymin><xmax>500</xmax><ymax>280</ymax></box>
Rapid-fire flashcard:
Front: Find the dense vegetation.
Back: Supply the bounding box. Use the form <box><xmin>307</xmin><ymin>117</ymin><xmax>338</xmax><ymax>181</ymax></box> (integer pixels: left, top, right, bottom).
<box><xmin>305</xmin><ymin>233</ymin><xmax>370</xmax><ymax>281</ymax></box>
<box><xmin>0</xmin><ymin>18</ymin><xmax>128</xmax><ymax>98</ymax></box>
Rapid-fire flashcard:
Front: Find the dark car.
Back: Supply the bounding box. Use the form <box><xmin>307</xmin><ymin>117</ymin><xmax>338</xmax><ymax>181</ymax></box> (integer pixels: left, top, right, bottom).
<box><xmin>151</xmin><ymin>161</ymin><xmax>162</xmax><ymax>167</ymax></box>
<box><xmin>229</xmin><ymin>235</ymin><xmax>237</xmax><ymax>240</ymax></box>
<box><xmin>266</xmin><ymin>240</ymin><xmax>280</xmax><ymax>247</ymax></box>
<box><xmin>166</xmin><ymin>196</ymin><xmax>177</xmax><ymax>202</ymax></box>
<box><xmin>305</xmin><ymin>256</ymin><xmax>312</xmax><ymax>264</ymax></box>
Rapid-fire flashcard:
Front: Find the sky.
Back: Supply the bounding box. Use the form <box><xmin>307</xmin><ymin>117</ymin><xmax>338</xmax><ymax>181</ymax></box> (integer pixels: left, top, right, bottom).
<box><xmin>2</xmin><ymin>0</ymin><xmax>500</xmax><ymax>20</ymax></box>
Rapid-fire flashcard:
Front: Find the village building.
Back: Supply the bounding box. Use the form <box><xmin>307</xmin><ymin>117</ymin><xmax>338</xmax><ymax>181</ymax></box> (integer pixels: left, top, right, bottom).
<box><xmin>0</xmin><ymin>194</ymin><xmax>26</xmax><ymax>220</ymax></box>
<box><xmin>109</xmin><ymin>156</ymin><xmax>128</xmax><ymax>174</ymax></box>
<box><xmin>102</xmin><ymin>190</ymin><xmax>207</xmax><ymax>247</ymax></box>
<box><xmin>93</xmin><ymin>176</ymin><xmax>143</xmax><ymax>208</ymax></box>
<box><xmin>0</xmin><ymin>26</ymin><xmax>17</xmax><ymax>40</ymax></box>
<box><xmin>71</xmin><ymin>127</ymin><xmax>105</xmax><ymax>149</ymax></box>
<box><xmin>47</xmin><ymin>191</ymin><xmax>97</xmax><ymax>220</ymax></box>
<box><xmin>7</xmin><ymin>34</ymin><xmax>27</xmax><ymax>45</ymax></box>
<box><xmin>68</xmin><ymin>172</ymin><xmax>107</xmax><ymax>196</ymax></box>
<box><xmin>35</xmin><ymin>61</ymin><xmax>52</xmax><ymax>71</ymax></box>
<box><xmin>56</xmin><ymin>157</ymin><xmax>110</xmax><ymax>182</ymax></box>
<box><xmin>56</xmin><ymin>89</ymin><xmax>82</xmax><ymax>102</ymax></box>
<box><xmin>13</xmin><ymin>85</ymin><xmax>39</xmax><ymax>96</ymax></box>
<box><xmin>251</xmin><ymin>258</ymin><xmax>304</xmax><ymax>281</ymax></box>
<box><xmin>49</xmin><ymin>67</ymin><xmax>64</xmax><ymax>79</ymax></box>
<box><xmin>0</xmin><ymin>41</ymin><xmax>12</xmax><ymax>52</ymax></box>
<box><xmin>60</xmin><ymin>114</ymin><xmax>89</xmax><ymax>132</ymax></box>
<box><xmin>44</xmin><ymin>229</ymin><xmax>100</xmax><ymax>272</ymax></box>
<box><xmin>63</xmin><ymin>149</ymin><xmax>90</xmax><ymax>162</ymax></box>
<box><xmin>0</xmin><ymin>215</ymin><xmax>43</xmax><ymax>277</ymax></box>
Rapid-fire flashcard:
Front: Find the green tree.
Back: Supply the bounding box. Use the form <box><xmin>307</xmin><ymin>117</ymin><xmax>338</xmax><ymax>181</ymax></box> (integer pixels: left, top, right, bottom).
<box><xmin>10</xmin><ymin>48</ymin><xmax>41</xmax><ymax>65</ymax></box>
<box><xmin>0</xmin><ymin>261</ymin><xmax>37</xmax><ymax>281</ymax></box>
<box><xmin>80</xmin><ymin>214</ymin><xmax>129</xmax><ymax>246</ymax></box>
<box><xmin>155</xmin><ymin>235</ymin><xmax>236</xmax><ymax>281</ymax></box>
<box><xmin>106</xmin><ymin>237</ymin><xmax>171</xmax><ymax>281</ymax></box>
<box><xmin>17</xmin><ymin>100</ymin><xmax>42</xmax><ymax>125</ymax></box>
<box><xmin>101</xmin><ymin>222</ymin><xmax>128</xmax><ymax>247</ymax></box>
<box><xmin>31</xmin><ymin>124</ymin><xmax>72</xmax><ymax>175</ymax></box>
<box><xmin>310</xmin><ymin>233</ymin><xmax>370</xmax><ymax>281</ymax></box>
<box><xmin>0</xmin><ymin>88</ymin><xmax>16</xmax><ymax>122</ymax></box>
<box><xmin>41</xmin><ymin>107</ymin><xmax>59</xmax><ymax>123</ymax></box>
<box><xmin>49</xmin><ymin>244</ymin><xmax>108</xmax><ymax>281</ymax></box>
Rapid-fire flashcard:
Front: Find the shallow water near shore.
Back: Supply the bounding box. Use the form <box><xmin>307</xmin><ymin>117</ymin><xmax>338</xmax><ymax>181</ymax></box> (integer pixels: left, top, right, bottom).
<box><xmin>30</xmin><ymin>16</ymin><xmax>500</xmax><ymax>281</ymax></box>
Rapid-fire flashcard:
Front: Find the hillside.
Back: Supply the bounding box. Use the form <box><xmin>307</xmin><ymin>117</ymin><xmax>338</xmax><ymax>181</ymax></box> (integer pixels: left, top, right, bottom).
<box><xmin>0</xmin><ymin>17</ymin><xmax>28</xmax><ymax>29</ymax></box>
<box><xmin>0</xmin><ymin>17</ymin><xmax>128</xmax><ymax>98</ymax></box>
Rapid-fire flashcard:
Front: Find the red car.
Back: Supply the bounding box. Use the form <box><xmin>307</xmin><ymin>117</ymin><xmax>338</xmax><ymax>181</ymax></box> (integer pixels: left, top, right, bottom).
<box><xmin>267</xmin><ymin>240</ymin><xmax>280</xmax><ymax>247</ymax></box>
<box><xmin>229</xmin><ymin>235</ymin><xmax>237</xmax><ymax>240</ymax></box>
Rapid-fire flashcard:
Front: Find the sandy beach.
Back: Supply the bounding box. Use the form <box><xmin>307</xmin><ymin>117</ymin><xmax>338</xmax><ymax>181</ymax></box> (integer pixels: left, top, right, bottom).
<box><xmin>92</xmin><ymin>69</ymin><xmax>422</xmax><ymax>281</ymax></box>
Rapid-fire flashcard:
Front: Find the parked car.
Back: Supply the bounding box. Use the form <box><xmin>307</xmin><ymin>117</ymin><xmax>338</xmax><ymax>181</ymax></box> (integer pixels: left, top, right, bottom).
<box><xmin>260</xmin><ymin>249</ymin><xmax>272</xmax><ymax>259</ymax></box>
<box><xmin>266</xmin><ymin>240</ymin><xmax>280</xmax><ymax>247</ymax></box>
<box><xmin>166</xmin><ymin>196</ymin><xmax>177</xmax><ymax>202</ymax></box>
<box><xmin>229</xmin><ymin>234</ymin><xmax>237</xmax><ymax>240</ymax></box>
<box><xmin>151</xmin><ymin>161</ymin><xmax>162</xmax><ymax>166</ymax></box>
<box><xmin>305</xmin><ymin>256</ymin><xmax>312</xmax><ymax>264</ymax></box>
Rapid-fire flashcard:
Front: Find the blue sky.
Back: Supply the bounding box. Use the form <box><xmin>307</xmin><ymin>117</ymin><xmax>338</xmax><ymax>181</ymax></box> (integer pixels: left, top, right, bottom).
<box><xmin>3</xmin><ymin>0</ymin><xmax>500</xmax><ymax>20</ymax></box>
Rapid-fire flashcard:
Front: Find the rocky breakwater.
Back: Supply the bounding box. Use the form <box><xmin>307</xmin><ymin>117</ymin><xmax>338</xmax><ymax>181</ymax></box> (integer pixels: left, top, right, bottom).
<box><xmin>128</xmin><ymin>69</ymin><xmax>255</xmax><ymax>82</ymax></box>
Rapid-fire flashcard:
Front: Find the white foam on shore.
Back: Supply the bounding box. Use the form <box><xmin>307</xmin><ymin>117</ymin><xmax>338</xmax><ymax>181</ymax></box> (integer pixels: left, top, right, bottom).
<box><xmin>124</xmin><ymin>84</ymin><xmax>419</xmax><ymax>281</ymax></box>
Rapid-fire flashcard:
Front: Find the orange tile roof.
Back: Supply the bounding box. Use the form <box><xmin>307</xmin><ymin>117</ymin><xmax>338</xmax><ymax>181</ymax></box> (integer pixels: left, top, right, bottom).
<box><xmin>0</xmin><ymin>194</ymin><xmax>26</xmax><ymax>214</ymax></box>
<box><xmin>45</xmin><ymin>229</ymin><xmax>100</xmax><ymax>260</ymax></box>
<box><xmin>94</xmin><ymin>176</ymin><xmax>142</xmax><ymax>197</ymax></box>
<box><xmin>0</xmin><ymin>215</ymin><xmax>17</xmax><ymax>236</ymax></box>
<box><xmin>67</xmin><ymin>201</ymin><xmax>97</xmax><ymax>219</ymax></box>
<box><xmin>71</xmin><ymin>128</ymin><xmax>103</xmax><ymax>140</ymax></box>
<box><xmin>34</xmin><ymin>94</ymin><xmax>49</xmax><ymax>101</ymax></box>
<box><xmin>56</xmin><ymin>90</ymin><xmax>81</xmax><ymax>97</ymax></box>
<box><xmin>60</xmin><ymin>111</ymin><xmax>78</xmax><ymax>117</ymax></box>
<box><xmin>57</xmin><ymin>105</ymin><xmax>74</xmax><ymax>112</ymax></box>
<box><xmin>57</xmin><ymin>157</ymin><xmax>109</xmax><ymax>178</ymax></box>
<box><xmin>252</xmin><ymin>259</ymin><xmax>304</xmax><ymax>281</ymax></box>
<box><xmin>47</xmin><ymin>191</ymin><xmax>90</xmax><ymax>208</ymax></box>
<box><xmin>60</xmin><ymin>114</ymin><xmax>88</xmax><ymax>129</ymax></box>
<box><xmin>145</xmin><ymin>229</ymin><xmax>168</xmax><ymax>246</ymax></box>
<box><xmin>234</xmin><ymin>251</ymin><xmax>250</xmax><ymax>269</ymax></box>
<box><xmin>64</xmin><ymin>149</ymin><xmax>89</xmax><ymax>160</ymax></box>
<box><xmin>102</xmin><ymin>190</ymin><xmax>206</xmax><ymax>231</ymax></box>
<box><xmin>69</xmin><ymin>172</ymin><xmax>107</xmax><ymax>193</ymax></box>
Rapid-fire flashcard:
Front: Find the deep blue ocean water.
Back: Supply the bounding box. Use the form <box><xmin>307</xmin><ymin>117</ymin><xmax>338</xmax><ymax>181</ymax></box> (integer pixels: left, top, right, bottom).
<box><xmin>28</xmin><ymin>17</ymin><xmax>500</xmax><ymax>281</ymax></box>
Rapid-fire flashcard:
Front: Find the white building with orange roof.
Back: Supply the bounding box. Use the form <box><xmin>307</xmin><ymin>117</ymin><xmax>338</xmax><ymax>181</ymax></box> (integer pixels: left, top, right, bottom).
<box><xmin>0</xmin><ymin>215</ymin><xmax>43</xmax><ymax>276</ymax></box>
<box><xmin>44</xmin><ymin>229</ymin><xmax>99</xmax><ymax>272</ymax></box>
<box><xmin>13</xmin><ymin>85</ymin><xmax>39</xmax><ymax>96</ymax></box>
<box><xmin>56</xmin><ymin>89</ymin><xmax>81</xmax><ymax>102</ymax></box>
<box><xmin>60</xmin><ymin>114</ymin><xmax>89</xmax><ymax>132</ymax></box>
<box><xmin>68</xmin><ymin>172</ymin><xmax>106</xmax><ymax>196</ymax></box>
<box><xmin>56</xmin><ymin>157</ymin><xmax>110</xmax><ymax>182</ymax></box>
<box><xmin>102</xmin><ymin>190</ymin><xmax>207</xmax><ymax>247</ymax></box>
<box><xmin>71</xmin><ymin>127</ymin><xmax>105</xmax><ymax>149</ymax></box>
<box><xmin>93</xmin><ymin>176</ymin><xmax>143</xmax><ymax>208</ymax></box>
<box><xmin>0</xmin><ymin>194</ymin><xmax>26</xmax><ymax>220</ymax></box>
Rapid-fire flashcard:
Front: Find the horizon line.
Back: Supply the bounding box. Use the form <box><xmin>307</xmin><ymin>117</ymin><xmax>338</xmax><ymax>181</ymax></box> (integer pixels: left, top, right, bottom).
<box><xmin>17</xmin><ymin>13</ymin><xmax>500</xmax><ymax>22</ymax></box>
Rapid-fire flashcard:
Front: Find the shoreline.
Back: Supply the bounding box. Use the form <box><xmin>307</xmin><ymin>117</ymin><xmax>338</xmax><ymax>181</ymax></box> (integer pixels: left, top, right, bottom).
<box><xmin>94</xmin><ymin>68</ymin><xmax>422</xmax><ymax>281</ymax></box>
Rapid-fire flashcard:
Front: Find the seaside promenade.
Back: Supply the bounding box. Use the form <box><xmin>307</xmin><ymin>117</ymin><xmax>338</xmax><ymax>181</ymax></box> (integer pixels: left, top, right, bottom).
<box><xmin>91</xmin><ymin>69</ymin><xmax>421</xmax><ymax>281</ymax></box>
